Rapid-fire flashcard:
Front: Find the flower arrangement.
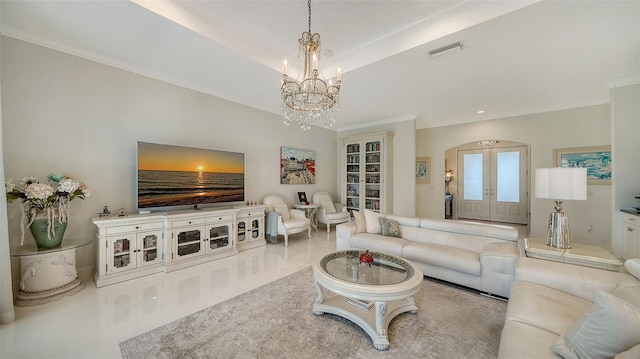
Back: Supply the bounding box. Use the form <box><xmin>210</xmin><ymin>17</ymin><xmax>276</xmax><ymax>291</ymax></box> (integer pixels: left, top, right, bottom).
<box><xmin>5</xmin><ymin>173</ymin><xmax>90</xmax><ymax>245</ymax></box>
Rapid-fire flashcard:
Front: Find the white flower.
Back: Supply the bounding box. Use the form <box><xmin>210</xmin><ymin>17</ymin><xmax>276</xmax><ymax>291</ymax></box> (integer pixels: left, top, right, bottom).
<box><xmin>25</xmin><ymin>183</ymin><xmax>54</xmax><ymax>200</ymax></box>
<box><xmin>5</xmin><ymin>178</ymin><xmax>15</xmax><ymax>193</ymax></box>
<box><xmin>57</xmin><ymin>178</ymin><xmax>80</xmax><ymax>194</ymax></box>
<box><xmin>81</xmin><ymin>186</ymin><xmax>91</xmax><ymax>198</ymax></box>
<box><xmin>20</xmin><ymin>176</ymin><xmax>38</xmax><ymax>187</ymax></box>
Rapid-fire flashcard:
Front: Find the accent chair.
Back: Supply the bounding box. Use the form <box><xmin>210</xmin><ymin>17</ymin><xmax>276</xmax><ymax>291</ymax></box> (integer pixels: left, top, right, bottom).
<box><xmin>262</xmin><ymin>194</ymin><xmax>311</xmax><ymax>247</ymax></box>
<box><xmin>312</xmin><ymin>191</ymin><xmax>351</xmax><ymax>233</ymax></box>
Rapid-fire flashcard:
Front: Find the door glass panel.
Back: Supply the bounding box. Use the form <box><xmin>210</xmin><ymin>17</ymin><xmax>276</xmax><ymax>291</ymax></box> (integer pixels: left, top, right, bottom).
<box><xmin>496</xmin><ymin>151</ymin><xmax>519</xmax><ymax>202</ymax></box>
<box><xmin>463</xmin><ymin>153</ymin><xmax>483</xmax><ymax>200</ymax></box>
<box><xmin>113</xmin><ymin>238</ymin><xmax>131</xmax><ymax>268</ymax></box>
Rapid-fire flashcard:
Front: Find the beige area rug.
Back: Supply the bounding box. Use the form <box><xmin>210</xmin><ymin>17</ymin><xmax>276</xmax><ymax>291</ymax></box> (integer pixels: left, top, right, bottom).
<box><xmin>120</xmin><ymin>267</ymin><xmax>506</xmax><ymax>359</ymax></box>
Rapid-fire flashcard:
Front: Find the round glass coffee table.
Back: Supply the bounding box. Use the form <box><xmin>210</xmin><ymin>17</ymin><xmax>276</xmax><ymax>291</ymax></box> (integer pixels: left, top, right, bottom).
<box><xmin>312</xmin><ymin>250</ymin><xmax>423</xmax><ymax>350</ymax></box>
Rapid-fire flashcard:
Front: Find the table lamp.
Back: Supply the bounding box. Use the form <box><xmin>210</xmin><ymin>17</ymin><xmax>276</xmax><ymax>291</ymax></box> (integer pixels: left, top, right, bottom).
<box><xmin>534</xmin><ymin>167</ymin><xmax>587</xmax><ymax>249</ymax></box>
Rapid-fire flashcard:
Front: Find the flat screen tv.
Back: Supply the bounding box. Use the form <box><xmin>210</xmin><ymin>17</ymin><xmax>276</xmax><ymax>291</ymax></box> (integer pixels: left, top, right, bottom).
<box><xmin>137</xmin><ymin>142</ymin><xmax>245</xmax><ymax>210</ymax></box>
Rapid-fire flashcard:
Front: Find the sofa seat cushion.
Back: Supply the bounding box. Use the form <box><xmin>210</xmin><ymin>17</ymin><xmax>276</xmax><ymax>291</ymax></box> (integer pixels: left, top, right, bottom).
<box><xmin>348</xmin><ymin>233</ymin><xmax>409</xmax><ymax>257</ymax></box>
<box><xmin>325</xmin><ymin>211</ymin><xmax>350</xmax><ymax>221</ymax></box>
<box><xmin>402</xmin><ymin>242</ymin><xmax>481</xmax><ymax>276</ymax></box>
<box><xmin>282</xmin><ymin>218</ymin><xmax>309</xmax><ymax>230</ymax></box>
<box><xmin>506</xmin><ymin>281</ymin><xmax>593</xmax><ymax>336</ymax></box>
<box><xmin>498</xmin><ymin>320</ymin><xmax>559</xmax><ymax>359</ymax></box>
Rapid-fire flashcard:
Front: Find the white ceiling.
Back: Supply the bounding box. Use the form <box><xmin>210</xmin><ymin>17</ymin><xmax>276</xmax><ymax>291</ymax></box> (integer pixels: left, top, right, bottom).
<box><xmin>1</xmin><ymin>1</ymin><xmax>639</xmax><ymax>130</ymax></box>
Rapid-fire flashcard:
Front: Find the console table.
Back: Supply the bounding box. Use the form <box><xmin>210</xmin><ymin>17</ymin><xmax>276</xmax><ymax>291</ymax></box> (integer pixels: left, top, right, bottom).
<box><xmin>11</xmin><ymin>237</ymin><xmax>91</xmax><ymax>306</ymax></box>
<box><xmin>525</xmin><ymin>238</ymin><xmax>622</xmax><ymax>271</ymax></box>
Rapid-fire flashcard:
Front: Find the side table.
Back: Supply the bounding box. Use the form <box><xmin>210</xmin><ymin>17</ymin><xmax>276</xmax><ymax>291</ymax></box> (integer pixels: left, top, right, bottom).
<box><xmin>525</xmin><ymin>238</ymin><xmax>622</xmax><ymax>271</ymax></box>
<box><xmin>293</xmin><ymin>203</ymin><xmax>321</xmax><ymax>231</ymax></box>
<box><xmin>10</xmin><ymin>237</ymin><xmax>92</xmax><ymax>306</ymax></box>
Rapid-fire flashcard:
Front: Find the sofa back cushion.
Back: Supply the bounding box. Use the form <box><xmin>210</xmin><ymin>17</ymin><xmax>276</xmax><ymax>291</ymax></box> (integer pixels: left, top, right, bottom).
<box><xmin>419</xmin><ymin>218</ymin><xmax>519</xmax><ymax>242</ymax></box>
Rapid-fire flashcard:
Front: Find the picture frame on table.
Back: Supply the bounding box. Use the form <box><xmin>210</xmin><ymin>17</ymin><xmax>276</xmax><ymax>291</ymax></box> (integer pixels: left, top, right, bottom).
<box><xmin>553</xmin><ymin>146</ymin><xmax>612</xmax><ymax>185</ymax></box>
<box><xmin>416</xmin><ymin>157</ymin><xmax>431</xmax><ymax>184</ymax></box>
<box><xmin>298</xmin><ymin>192</ymin><xmax>308</xmax><ymax>204</ymax></box>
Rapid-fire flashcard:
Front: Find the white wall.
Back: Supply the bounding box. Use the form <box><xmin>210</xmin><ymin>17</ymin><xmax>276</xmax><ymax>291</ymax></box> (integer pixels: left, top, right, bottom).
<box><xmin>416</xmin><ymin>105</ymin><xmax>612</xmax><ymax>249</ymax></box>
<box><xmin>611</xmin><ymin>84</ymin><xmax>640</xmax><ymax>257</ymax></box>
<box><xmin>1</xmin><ymin>37</ymin><xmax>338</xmax><ymax>279</ymax></box>
<box><xmin>338</xmin><ymin>119</ymin><xmax>416</xmax><ymax>217</ymax></box>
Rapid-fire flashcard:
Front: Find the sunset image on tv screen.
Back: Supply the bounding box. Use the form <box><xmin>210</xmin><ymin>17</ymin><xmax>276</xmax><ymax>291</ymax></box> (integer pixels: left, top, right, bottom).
<box><xmin>137</xmin><ymin>142</ymin><xmax>245</xmax><ymax>208</ymax></box>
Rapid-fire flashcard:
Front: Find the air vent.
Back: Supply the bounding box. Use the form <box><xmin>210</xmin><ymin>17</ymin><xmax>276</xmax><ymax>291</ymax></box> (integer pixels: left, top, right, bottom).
<box><xmin>428</xmin><ymin>41</ymin><xmax>464</xmax><ymax>59</ymax></box>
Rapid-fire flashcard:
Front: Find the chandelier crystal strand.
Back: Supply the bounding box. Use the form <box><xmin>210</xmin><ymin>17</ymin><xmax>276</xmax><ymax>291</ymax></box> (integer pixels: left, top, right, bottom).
<box><xmin>281</xmin><ymin>0</ymin><xmax>341</xmax><ymax>130</ymax></box>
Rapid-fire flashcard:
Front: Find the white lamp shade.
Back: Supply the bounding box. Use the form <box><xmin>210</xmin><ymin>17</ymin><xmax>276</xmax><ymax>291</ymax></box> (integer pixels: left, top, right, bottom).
<box><xmin>535</xmin><ymin>167</ymin><xmax>587</xmax><ymax>200</ymax></box>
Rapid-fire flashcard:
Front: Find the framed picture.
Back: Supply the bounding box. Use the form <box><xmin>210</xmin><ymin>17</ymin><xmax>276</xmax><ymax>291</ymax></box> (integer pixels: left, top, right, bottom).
<box><xmin>297</xmin><ymin>192</ymin><xmax>308</xmax><ymax>204</ymax></box>
<box><xmin>281</xmin><ymin>147</ymin><xmax>316</xmax><ymax>184</ymax></box>
<box><xmin>416</xmin><ymin>157</ymin><xmax>431</xmax><ymax>184</ymax></box>
<box><xmin>553</xmin><ymin>146</ymin><xmax>612</xmax><ymax>185</ymax></box>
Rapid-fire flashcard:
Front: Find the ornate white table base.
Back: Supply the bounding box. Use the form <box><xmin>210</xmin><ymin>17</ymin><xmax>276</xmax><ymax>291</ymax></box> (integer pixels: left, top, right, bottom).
<box><xmin>14</xmin><ymin>246</ymin><xmax>86</xmax><ymax>307</ymax></box>
<box><xmin>293</xmin><ymin>204</ymin><xmax>320</xmax><ymax>231</ymax></box>
<box><xmin>313</xmin><ymin>280</ymin><xmax>418</xmax><ymax>350</ymax></box>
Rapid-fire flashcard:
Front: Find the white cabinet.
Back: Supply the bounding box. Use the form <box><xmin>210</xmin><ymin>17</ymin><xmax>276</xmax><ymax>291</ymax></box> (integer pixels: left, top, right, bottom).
<box><xmin>236</xmin><ymin>208</ymin><xmax>266</xmax><ymax>251</ymax></box>
<box><xmin>623</xmin><ymin>212</ymin><xmax>640</xmax><ymax>260</ymax></box>
<box><xmin>93</xmin><ymin>206</ymin><xmax>265</xmax><ymax>286</ymax></box>
<box><xmin>342</xmin><ymin>132</ymin><xmax>393</xmax><ymax>214</ymax></box>
<box><xmin>93</xmin><ymin>215</ymin><xmax>165</xmax><ymax>287</ymax></box>
<box><xmin>165</xmin><ymin>211</ymin><xmax>237</xmax><ymax>272</ymax></box>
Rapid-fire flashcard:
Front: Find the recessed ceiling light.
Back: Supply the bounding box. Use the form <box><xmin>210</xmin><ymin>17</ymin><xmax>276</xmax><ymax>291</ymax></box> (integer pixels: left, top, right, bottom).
<box><xmin>477</xmin><ymin>110</ymin><xmax>485</xmax><ymax>114</ymax></box>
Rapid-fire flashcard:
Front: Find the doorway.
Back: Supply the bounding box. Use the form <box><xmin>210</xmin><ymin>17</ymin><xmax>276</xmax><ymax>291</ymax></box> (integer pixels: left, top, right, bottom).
<box><xmin>455</xmin><ymin>145</ymin><xmax>528</xmax><ymax>225</ymax></box>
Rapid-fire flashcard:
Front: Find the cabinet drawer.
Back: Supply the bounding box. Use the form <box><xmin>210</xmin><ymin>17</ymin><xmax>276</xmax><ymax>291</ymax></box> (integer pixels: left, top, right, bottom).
<box><xmin>238</xmin><ymin>210</ymin><xmax>264</xmax><ymax>219</ymax></box>
<box><xmin>172</xmin><ymin>218</ymin><xmax>206</xmax><ymax>227</ymax></box>
<box><xmin>105</xmin><ymin>222</ymin><xmax>163</xmax><ymax>235</ymax></box>
<box><xmin>624</xmin><ymin>214</ymin><xmax>640</xmax><ymax>225</ymax></box>
<box><xmin>207</xmin><ymin>214</ymin><xmax>233</xmax><ymax>223</ymax></box>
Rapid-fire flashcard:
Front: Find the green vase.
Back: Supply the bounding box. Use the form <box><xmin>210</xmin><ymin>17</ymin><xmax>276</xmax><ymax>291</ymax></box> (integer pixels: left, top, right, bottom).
<box><xmin>29</xmin><ymin>218</ymin><xmax>67</xmax><ymax>249</ymax></box>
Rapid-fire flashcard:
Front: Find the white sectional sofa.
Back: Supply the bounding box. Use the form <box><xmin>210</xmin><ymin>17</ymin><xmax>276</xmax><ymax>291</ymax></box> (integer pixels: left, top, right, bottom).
<box><xmin>498</xmin><ymin>257</ymin><xmax>640</xmax><ymax>359</ymax></box>
<box><xmin>336</xmin><ymin>212</ymin><xmax>520</xmax><ymax>298</ymax></box>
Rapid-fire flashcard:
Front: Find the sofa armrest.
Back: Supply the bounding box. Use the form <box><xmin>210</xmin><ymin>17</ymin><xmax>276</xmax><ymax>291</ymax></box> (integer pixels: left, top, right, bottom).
<box><xmin>515</xmin><ymin>257</ymin><xmax>629</xmax><ymax>301</ymax></box>
<box><xmin>336</xmin><ymin>221</ymin><xmax>357</xmax><ymax>250</ymax></box>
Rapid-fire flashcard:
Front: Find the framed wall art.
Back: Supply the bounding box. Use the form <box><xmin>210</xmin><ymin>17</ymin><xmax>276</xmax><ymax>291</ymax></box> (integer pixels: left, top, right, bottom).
<box><xmin>280</xmin><ymin>147</ymin><xmax>316</xmax><ymax>184</ymax></box>
<box><xmin>553</xmin><ymin>145</ymin><xmax>612</xmax><ymax>185</ymax></box>
<box><xmin>416</xmin><ymin>157</ymin><xmax>431</xmax><ymax>184</ymax></box>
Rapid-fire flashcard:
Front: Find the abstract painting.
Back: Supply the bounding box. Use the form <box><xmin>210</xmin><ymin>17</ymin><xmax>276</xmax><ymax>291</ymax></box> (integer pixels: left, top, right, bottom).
<box><xmin>553</xmin><ymin>146</ymin><xmax>611</xmax><ymax>185</ymax></box>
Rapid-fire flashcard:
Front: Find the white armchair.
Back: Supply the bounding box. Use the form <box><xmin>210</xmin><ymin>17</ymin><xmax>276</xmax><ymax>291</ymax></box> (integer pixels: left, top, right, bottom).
<box><xmin>262</xmin><ymin>194</ymin><xmax>311</xmax><ymax>247</ymax></box>
<box><xmin>312</xmin><ymin>192</ymin><xmax>351</xmax><ymax>233</ymax></box>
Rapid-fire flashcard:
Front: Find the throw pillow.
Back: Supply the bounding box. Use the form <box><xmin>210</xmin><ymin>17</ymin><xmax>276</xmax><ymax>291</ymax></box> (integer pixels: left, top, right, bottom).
<box><xmin>352</xmin><ymin>211</ymin><xmax>366</xmax><ymax>233</ymax></box>
<box><xmin>321</xmin><ymin>201</ymin><xmax>337</xmax><ymax>214</ymax></box>
<box><xmin>364</xmin><ymin>209</ymin><xmax>382</xmax><ymax>234</ymax></box>
<box><xmin>273</xmin><ymin>204</ymin><xmax>290</xmax><ymax>220</ymax></box>
<box><xmin>551</xmin><ymin>290</ymin><xmax>640</xmax><ymax>359</ymax></box>
<box><xmin>379</xmin><ymin>218</ymin><xmax>401</xmax><ymax>237</ymax></box>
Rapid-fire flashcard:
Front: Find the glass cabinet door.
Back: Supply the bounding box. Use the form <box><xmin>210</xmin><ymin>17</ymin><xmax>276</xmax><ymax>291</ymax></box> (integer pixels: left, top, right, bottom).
<box><xmin>365</xmin><ymin>141</ymin><xmax>381</xmax><ymax>211</ymax></box>
<box><xmin>138</xmin><ymin>231</ymin><xmax>162</xmax><ymax>267</ymax></box>
<box><xmin>108</xmin><ymin>236</ymin><xmax>136</xmax><ymax>273</ymax></box>
<box><xmin>237</xmin><ymin>221</ymin><xmax>246</xmax><ymax>243</ymax></box>
<box><xmin>207</xmin><ymin>224</ymin><xmax>231</xmax><ymax>252</ymax></box>
<box><xmin>174</xmin><ymin>228</ymin><xmax>203</xmax><ymax>260</ymax></box>
<box><xmin>251</xmin><ymin>219</ymin><xmax>261</xmax><ymax>239</ymax></box>
<box><xmin>346</xmin><ymin>143</ymin><xmax>361</xmax><ymax>213</ymax></box>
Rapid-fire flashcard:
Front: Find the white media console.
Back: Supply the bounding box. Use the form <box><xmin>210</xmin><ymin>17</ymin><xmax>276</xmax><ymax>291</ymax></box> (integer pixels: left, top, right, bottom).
<box><xmin>92</xmin><ymin>206</ymin><xmax>266</xmax><ymax>287</ymax></box>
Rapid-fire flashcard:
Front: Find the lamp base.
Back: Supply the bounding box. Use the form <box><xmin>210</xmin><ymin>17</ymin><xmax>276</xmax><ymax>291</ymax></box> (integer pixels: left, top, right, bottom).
<box><xmin>546</xmin><ymin>211</ymin><xmax>571</xmax><ymax>249</ymax></box>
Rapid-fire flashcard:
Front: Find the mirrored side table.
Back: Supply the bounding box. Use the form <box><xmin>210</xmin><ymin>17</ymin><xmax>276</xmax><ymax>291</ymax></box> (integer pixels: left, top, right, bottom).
<box><xmin>10</xmin><ymin>238</ymin><xmax>92</xmax><ymax>306</ymax></box>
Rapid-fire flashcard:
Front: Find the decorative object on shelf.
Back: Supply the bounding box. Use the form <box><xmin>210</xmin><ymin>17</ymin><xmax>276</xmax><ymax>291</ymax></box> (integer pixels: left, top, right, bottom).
<box><xmin>118</xmin><ymin>208</ymin><xmax>127</xmax><ymax>217</ymax></box>
<box><xmin>297</xmin><ymin>192</ymin><xmax>308</xmax><ymax>204</ymax></box>
<box><xmin>415</xmin><ymin>157</ymin><xmax>431</xmax><ymax>184</ymax></box>
<box><xmin>359</xmin><ymin>250</ymin><xmax>374</xmax><ymax>266</ymax></box>
<box><xmin>98</xmin><ymin>206</ymin><xmax>111</xmax><ymax>217</ymax></box>
<box><xmin>535</xmin><ymin>167</ymin><xmax>587</xmax><ymax>249</ymax></box>
<box><xmin>5</xmin><ymin>173</ymin><xmax>90</xmax><ymax>247</ymax></box>
<box><xmin>445</xmin><ymin>169</ymin><xmax>454</xmax><ymax>195</ymax></box>
<box><xmin>281</xmin><ymin>0</ymin><xmax>342</xmax><ymax>130</ymax></box>
<box><xmin>477</xmin><ymin>140</ymin><xmax>499</xmax><ymax>146</ymax></box>
<box><xmin>280</xmin><ymin>147</ymin><xmax>316</xmax><ymax>184</ymax></box>
<box><xmin>553</xmin><ymin>145</ymin><xmax>611</xmax><ymax>185</ymax></box>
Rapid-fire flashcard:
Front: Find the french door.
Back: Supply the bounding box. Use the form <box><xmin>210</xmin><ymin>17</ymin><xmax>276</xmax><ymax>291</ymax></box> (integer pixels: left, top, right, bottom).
<box><xmin>456</xmin><ymin>146</ymin><xmax>528</xmax><ymax>224</ymax></box>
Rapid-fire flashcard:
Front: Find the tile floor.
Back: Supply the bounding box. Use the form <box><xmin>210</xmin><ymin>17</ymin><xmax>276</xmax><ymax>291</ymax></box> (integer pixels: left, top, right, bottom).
<box><xmin>0</xmin><ymin>231</ymin><xmax>337</xmax><ymax>359</ymax></box>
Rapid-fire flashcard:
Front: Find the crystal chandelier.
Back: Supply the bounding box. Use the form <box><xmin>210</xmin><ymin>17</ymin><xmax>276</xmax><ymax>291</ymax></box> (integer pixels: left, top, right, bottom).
<box><xmin>281</xmin><ymin>0</ymin><xmax>342</xmax><ymax>131</ymax></box>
